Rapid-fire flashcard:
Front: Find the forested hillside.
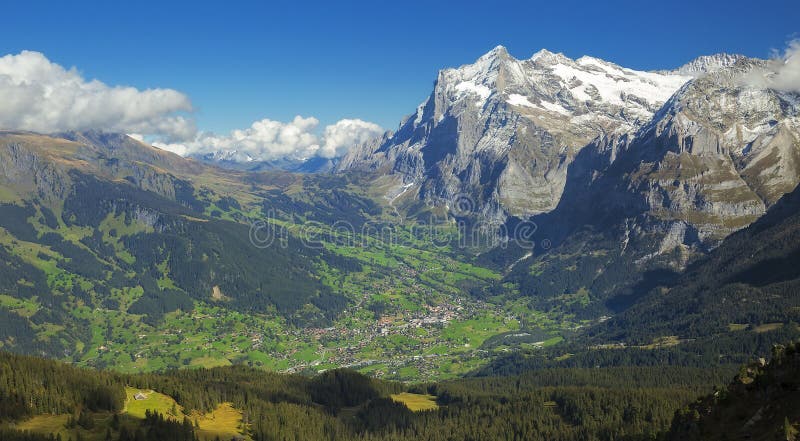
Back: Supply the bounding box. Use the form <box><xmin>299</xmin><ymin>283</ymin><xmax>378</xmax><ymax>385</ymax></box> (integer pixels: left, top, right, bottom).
<box><xmin>667</xmin><ymin>342</ymin><xmax>800</xmax><ymax>440</ymax></box>
<box><xmin>586</xmin><ymin>181</ymin><xmax>800</xmax><ymax>346</ymax></box>
<box><xmin>0</xmin><ymin>351</ymin><xmax>751</xmax><ymax>441</ymax></box>
<box><xmin>477</xmin><ymin>183</ymin><xmax>800</xmax><ymax>377</ymax></box>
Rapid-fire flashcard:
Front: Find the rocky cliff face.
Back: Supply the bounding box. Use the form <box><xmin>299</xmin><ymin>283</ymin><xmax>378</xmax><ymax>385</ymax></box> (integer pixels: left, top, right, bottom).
<box><xmin>496</xmin><ymin>57</ymin><xmax>800</xmax><ymax>319</ymax></box>
<box><xmin>338</xmin><ymin>46</ymin><xmax>692</xmax><ymax>221</ymax></box>
<box><xmin>0</xmin><ymin>137</ymin><xmax>72</xmax><ymax>203</ymax></box>
<box><xmin>0</xmin><ymin>130</ymin><xmax>208</xmax><ymax>206</ymax></box>
<box><xmin>631</xmin><ymin>59</ymin><xmax>800</xmax><ymax>243</ymax></box>
<box><xmin>551</xmin><ymin>56</ymin><xmax>800</xmax><ymax>261</ymax></box>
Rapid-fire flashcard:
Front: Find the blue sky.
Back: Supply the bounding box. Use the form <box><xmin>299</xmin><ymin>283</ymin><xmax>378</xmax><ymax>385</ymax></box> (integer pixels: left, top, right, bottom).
<box><xmin>1</xmin><ymin>0</ymin><xmax>798</xmax><ymax>133</ymax></box>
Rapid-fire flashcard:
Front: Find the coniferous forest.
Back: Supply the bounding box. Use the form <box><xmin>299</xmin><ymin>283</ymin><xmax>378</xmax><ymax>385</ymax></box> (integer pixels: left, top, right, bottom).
<box><xmin>2</xmin><ymin>348</ymin><xmax>798</xmax><ymax>441</ymax></box>
<box><xmin>0</xmin><ymin>351</ymin><xmax>738</xmax><ymax>440</ymax></box>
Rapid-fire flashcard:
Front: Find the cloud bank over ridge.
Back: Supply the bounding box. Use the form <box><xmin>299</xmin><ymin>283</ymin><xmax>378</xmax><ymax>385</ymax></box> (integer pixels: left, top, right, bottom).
<box><xmin>0</xmin><ymin>50</ymin><xmax>384</xmax><ymax>160</ymax></box>
<box><xmin>0</xmin><ymin>51</ymin><xmax>196</xmax><ymax>141</ymax></box>
<box><xmin>743</xmin><ymin>39</ymin><xmax>800</xmax><ymax>92</ymax></box>
<box><xmin>152</xmin><ymin>116</ymin><xmax>384</xmax><ymax>161</ymax></box>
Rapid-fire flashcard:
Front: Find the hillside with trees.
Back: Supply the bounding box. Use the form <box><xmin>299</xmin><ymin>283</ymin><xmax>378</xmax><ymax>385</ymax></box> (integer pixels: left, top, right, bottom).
<box><xmin>0</xmin><ymin>351</ymin><xmax>752</xmax><ymax>441</ymax></box>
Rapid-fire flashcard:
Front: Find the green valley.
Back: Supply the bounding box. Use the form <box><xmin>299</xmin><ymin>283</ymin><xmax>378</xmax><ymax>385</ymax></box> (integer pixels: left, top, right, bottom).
<box><xmin>0</xmin><ymin>132</ymin><xmax>578</xmax><ymax>381</ymax></box>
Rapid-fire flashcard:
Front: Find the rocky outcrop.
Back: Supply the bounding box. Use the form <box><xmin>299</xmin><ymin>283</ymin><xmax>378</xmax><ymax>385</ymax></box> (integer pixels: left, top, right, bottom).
<box><xmin>0</xmin><ymin>139</ymin><xmax>72</xmax><ymax>203</ymax></box>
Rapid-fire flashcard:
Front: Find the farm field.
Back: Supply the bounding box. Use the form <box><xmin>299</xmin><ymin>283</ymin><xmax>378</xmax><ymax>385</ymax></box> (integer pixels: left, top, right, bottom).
<box><xmin>390</xmin><ymin>393</ymin><xmax>439</xmax><ymax>412</ymax></box>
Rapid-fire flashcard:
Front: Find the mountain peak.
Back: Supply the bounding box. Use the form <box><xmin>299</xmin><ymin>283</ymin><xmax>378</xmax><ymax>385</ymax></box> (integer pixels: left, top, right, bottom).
<box><xmin>530</xmin><ymin>48</ymin><xmax>569</xmax><ymax>63</ymax></box>
<box><xmin>673</xmin><ymin>53</ymin><xmax>750</xmax><ymax>76</ymax></box>
<box><xmin>441</xmin><ymin>45</ymin><xmax>520</xmax><ymax>92</ymax></box>
<box><xmin>466</xmin><ymin>45</ymin><xmax>515</xmax><ymax>72</ymax></box>
<box><xmin>481</xmin><ymin>45</ymin><xmax>511</xmax><ymax>60</ymax></box>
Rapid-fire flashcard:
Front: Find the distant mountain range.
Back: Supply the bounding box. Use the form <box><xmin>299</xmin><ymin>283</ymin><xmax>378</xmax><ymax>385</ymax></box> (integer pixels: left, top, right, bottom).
<box><xmin>192</xmin><ymin>150</ymin><xmax>340</xmax><ymax>173</ymax></box>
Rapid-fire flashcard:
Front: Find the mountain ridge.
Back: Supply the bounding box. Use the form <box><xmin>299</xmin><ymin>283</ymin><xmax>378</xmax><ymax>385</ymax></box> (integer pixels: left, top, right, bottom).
<box><xmin>335</xmin><ymin>48</ymin><xmax>764</xmax><ymax>226</ymax></box>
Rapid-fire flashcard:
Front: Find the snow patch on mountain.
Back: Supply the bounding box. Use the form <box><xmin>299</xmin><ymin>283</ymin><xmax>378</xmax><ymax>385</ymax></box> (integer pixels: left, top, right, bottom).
<box><xmin>548</xmin><ymin>58</ymin><xmax>690</xmax><ymax>117</ymax></box>
<box><xmin>506</xmin><ymin>93</ymin><xmax>535</xmax><ymax>107</ymax></box>
<box><xmin>507</xmin><ymin>93</ymin><xmax>571</xmax><ymax>115</ymax></box>
<box><xmin>454</xmin><ymin>81</ymin><xmax>493</xmax><ymax>107</ymax></box>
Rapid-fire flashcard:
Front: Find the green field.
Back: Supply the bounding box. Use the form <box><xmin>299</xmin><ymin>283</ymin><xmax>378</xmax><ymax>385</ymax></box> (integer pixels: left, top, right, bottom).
<box><xmin>190</xmin><ymin>403</ymin><xmax>249</xmax><ymax>441</ymax></box>
<box><xmin>124</xmin><ymin>387</ymin><xmax>184</xmax><ymax>420</ymax></box>
<box><xmin>390</xmin><ymin>393</ymin><xmax>439</xmax><ymax>411</ymax></box>
<box><xmin>123</xmin><ymin>387</ymin><xmax>248</xmax><ymax>440</ymax></box>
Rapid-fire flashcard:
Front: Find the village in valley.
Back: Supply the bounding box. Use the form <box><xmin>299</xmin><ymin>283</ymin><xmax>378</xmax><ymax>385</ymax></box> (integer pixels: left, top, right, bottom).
<box><xmin>84</xmin><ymin>256</ymin><xmax>526</xmax><ymax>381</ymax></box>
<box><xmin>269</xmin><ymin>282</ymin><xmax>518</xmax><ymax>379</ymax></box>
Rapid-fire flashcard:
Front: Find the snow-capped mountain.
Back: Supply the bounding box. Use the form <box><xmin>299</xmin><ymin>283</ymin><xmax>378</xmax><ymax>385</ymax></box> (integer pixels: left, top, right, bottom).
<box><xmin>192</xmin><ymin>151</ymin><xmax>338</xmax><ymax>173</ymax></box>
<box><xmin>339</xmin><ymin>46</ymin><xmax>800</xmax><ymax>272</ymax></box>
<box><xmin>194</xmin><ymin>149</ymin><xmax>256</xmax><ymax>163</ymax></box>
<box><xmin>534</xmin><ymin>55</ymin><xmax>800</xmax><ymax>267</ymax></box>
<box><xmin>338</xmin><ymin>46</ymin><xmax>693</xmax><ymax>220</ymax></box>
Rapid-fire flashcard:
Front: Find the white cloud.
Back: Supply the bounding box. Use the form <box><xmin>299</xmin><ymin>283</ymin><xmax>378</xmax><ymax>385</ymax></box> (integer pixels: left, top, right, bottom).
<box><xmin>0</xmin><ymin>50</ymin><xmax>194</xmax><ymax>140</ymax></box>
<box><xmin>320</xmin><ymin>119</ymin><xmax>384</xmax><ymax>158</ymax></box>
<box><xmin>154</xmin><ymin>116</ymin><xmax>384</xmax><ymax>161</ymax></box>
<box><xmin>0</xmin><ymin>50</ymin><xmax>384</xmax><ymax>160</ymax></box>
<box><xmin>744</xmin><ymin>40</ymin><xmax>800</xmax><ymax>93</ymax></box>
